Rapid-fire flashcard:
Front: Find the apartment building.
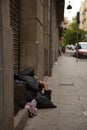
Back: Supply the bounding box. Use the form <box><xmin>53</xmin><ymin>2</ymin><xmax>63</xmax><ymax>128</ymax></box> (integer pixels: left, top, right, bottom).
<box><xmin>80</xmin><ymin>0</ymin><xmax>87</xmax><ymax>30</ymax></box>
<box><xmin>0</xmin><ymin>0</ymin><xmax>65</xmax><ymax>130</ymax></box>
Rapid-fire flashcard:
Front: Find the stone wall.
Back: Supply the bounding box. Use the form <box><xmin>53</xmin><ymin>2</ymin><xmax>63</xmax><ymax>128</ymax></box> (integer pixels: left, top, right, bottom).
<box><xmin>20</xmin><ymin>0</ymin><xmax>44</xmax><ymax>79</ymax></box>
<box><xmin>0</xmin><ymin>0</ymin><xmax>14</xmax><ymax>130</ymax></box>
<box><xmin>20</xmin><ymin>0</ymin><xmax>59</xmax><ymax>79</ymax></box>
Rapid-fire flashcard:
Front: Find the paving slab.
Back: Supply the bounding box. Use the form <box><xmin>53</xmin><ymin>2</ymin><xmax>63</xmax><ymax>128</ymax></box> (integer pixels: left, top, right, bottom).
<box><xmin>59</xmin><ymin>117</ymin><xmax>87</xmax><ymax>130</ymax></box>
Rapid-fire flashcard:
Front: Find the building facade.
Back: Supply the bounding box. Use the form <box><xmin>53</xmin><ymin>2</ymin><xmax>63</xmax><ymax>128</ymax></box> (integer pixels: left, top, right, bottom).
<box><xmin>80</xmin><ymin>0</ymin><xmax>87</xmax><ymax>30</ymax></box>
<box><xmin>0</xmin><ymin>0</ymin><xmax>64</xmax><ymax>130</ymax></box>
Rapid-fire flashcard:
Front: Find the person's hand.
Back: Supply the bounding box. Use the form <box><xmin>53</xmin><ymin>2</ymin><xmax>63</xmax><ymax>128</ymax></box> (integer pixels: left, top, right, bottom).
<box><xmin>39</xmin><ymin>81</ymin><xmax>48</xmax><ymax>90</ymax></box>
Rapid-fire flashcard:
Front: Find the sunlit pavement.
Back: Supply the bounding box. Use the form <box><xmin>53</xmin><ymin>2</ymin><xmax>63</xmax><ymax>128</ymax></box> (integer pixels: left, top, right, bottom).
<box><xmin>23</xmin><ymin>55</ymin><xmax>87</xmax><ymax>130</ymax></box>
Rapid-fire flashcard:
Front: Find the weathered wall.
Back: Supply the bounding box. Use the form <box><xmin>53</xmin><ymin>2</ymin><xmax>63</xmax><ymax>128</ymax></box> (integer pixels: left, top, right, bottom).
<box><xmin>20</xmin><ymin>0</ymin><xmax>37</xmax><ymax>71</ymax></box>
<box><xmin>0</xmin><ymin>0</ymin><xmax>14</xmax><ymax>130</ymax></box>
<box><xmin>20</xmin><ymin>0</ymin><xmax>44</xmax><ymax>79</ymax></box>
<box><xmin>36</xmin><ymin>0</ymin><xmax>44</xmax><ymax>79</ymax></box>
<box><xmin>20</xmin><ymin>0</ymin><xmax>59</xmax><ymax>78</ymax></box>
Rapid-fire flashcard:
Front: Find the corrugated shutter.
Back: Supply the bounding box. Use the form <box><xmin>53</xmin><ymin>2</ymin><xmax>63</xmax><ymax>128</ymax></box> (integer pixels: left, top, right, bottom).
<box><xmin>10</xmin><ymin>0</ymin><xmax>20</xmax><ymax>75</ymax></box>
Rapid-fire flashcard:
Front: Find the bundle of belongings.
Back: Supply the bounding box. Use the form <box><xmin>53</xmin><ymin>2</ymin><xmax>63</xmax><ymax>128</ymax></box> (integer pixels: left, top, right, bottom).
<box><xmin>14</xmin><ymin>67</ymin><xmax>57</xmax><ymax>117</ymax></box>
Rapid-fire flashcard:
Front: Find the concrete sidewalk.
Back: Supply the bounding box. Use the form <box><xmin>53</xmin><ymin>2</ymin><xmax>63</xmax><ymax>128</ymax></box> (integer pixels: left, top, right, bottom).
<box><xmin>23</xmin><ymin>55</ymin><xmax>87</xmax><ymax>130</ymax></box>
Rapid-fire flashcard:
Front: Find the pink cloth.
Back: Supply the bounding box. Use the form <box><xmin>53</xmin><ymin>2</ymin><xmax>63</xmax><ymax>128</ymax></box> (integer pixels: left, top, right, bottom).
<box><xmin>25</xmin><ymin>99</ymin><xmax>37</xmax><ymax>117</ymax></box>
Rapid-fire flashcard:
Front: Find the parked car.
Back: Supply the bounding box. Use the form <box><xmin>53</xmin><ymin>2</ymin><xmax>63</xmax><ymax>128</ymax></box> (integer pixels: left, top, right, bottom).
<box><xmin>74</xmin><ymin>42</ymin><xmax>87</xmax><ymax>58</ymax></box>
<box><xmin>66</xmin><ymin>44</ymin><xmax>76</xmax><ymax>55</ymax></box>
<box><xmin>66</xmin><ymin>44</ymin><xmax>75</xmax><ymax>50</ymax></box>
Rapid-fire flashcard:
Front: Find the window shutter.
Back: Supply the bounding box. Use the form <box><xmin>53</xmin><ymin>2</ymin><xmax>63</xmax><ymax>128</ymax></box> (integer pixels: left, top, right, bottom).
<box><xmin>10</xmin><ymin>0</ymin><xmax>20</xmax><ymax>75</ymax></box>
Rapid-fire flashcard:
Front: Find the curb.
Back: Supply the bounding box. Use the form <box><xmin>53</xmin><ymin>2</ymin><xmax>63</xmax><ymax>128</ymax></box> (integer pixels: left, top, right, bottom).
<box><xmin>14</xmin><ymin>109</ymin><xmax>29</xmax><ymax>130</ymax></box>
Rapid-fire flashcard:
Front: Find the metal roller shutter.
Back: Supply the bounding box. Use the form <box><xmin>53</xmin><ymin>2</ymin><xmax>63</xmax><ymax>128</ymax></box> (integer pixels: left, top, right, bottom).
<box><xmin>10</xmin><ymin>0</ymin><xmax>20</xmax><ymax>75</ymax></box>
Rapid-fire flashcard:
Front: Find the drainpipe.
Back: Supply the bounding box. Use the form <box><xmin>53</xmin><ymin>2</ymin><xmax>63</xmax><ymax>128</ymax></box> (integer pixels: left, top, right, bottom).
<box><xmin>49</xmin><ymin>0</ymin><xmax>53</xmax><ymax>76</ymax></box>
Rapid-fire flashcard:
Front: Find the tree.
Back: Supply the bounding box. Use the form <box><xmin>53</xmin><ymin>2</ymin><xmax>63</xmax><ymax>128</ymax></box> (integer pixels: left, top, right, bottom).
<box><xmin>62</xmin><ymin>17</ymin><xmax>87</xmax><ymax>46</ymax></box>
<box><xmin>63</xmin><ymin>30</ymin><xmax>77</xmax><ymax>46</ymax></box>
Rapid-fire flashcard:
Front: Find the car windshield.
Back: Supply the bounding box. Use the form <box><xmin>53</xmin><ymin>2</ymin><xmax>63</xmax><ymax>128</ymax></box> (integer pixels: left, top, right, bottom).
<box><xmin>80</xmin><ymin>44</ymin><xmax>87</xmax><ymax>49</ymax></box>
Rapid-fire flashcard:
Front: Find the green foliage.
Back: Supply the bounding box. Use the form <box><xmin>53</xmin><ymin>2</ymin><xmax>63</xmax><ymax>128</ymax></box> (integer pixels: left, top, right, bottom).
<box><xmin>63</xmin><ymin>30</ymin><xmax>77</xmax><ymax>45</ymax></box>
<box><xmin>63</xmin><ymin>29</ymin><xmax>85</xmax><ymax>46</ymax></box>
<box><xmin>70</xmin><ymin>17</ymin><xmax>77</xmax><ymax>30</ymax></box>
<box><xmin>63</xmin><ymin>17</ymin><xmax>87</xmax><ymax>46</ymax></box>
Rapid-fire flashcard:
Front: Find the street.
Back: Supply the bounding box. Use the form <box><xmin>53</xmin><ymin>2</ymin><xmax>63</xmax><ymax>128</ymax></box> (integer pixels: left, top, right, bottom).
<box><xmin>23</xmin><ymin>54</ymin><xmax>87</xmax><ymax>130</ymax></box>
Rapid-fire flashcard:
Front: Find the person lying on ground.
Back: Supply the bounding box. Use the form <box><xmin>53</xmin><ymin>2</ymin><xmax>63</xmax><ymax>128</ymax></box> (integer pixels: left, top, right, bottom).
<box><xmin>14</xmin><ymin>67</ymin><xmax>57</xmax><ymax>109</ymax></box>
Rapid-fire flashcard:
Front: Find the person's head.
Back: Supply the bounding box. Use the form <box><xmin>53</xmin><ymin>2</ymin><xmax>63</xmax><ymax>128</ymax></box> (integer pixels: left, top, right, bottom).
<box><xmin>20</xmin><ymin>67</ymin><xmax>34</xmax><ymax>77</ymax></box>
